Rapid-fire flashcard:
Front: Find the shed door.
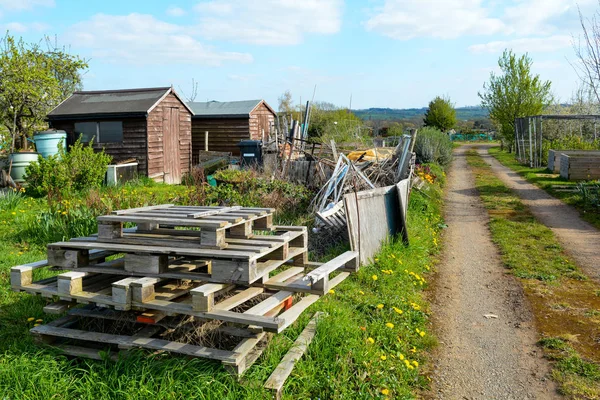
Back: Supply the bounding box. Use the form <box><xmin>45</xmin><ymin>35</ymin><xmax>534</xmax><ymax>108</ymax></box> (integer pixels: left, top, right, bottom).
<box><xmin>163</xmin><ymin>107</ymin><xmax>181</xmax><ymax>184</ymax></box>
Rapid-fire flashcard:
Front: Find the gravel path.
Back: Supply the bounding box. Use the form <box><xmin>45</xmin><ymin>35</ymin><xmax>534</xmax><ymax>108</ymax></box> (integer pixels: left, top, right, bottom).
<box><xmin>428</xmin><ymin>145</ymin><xmax>558</xmax><ymax>399</ymax></box>
<box><xmin>479</xmin><ymin>145</ymin><xmax>600</xmax><ymax>282</ymax></box>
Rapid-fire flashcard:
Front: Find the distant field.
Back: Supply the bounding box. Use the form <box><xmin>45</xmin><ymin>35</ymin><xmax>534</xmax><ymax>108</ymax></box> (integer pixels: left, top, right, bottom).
<box><xmin>353</xmin><ymin>106</ymin><xmax>489</xmax><ymax>121</ymax></box>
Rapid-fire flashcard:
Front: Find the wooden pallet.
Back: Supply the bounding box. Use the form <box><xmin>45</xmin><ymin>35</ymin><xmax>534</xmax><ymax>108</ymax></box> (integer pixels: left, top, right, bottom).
<box><xmin>30</xmin><ymin>313</ymin><xmax>271</xmax><ymax>375</ymax></box>
<box><xmin>47</xmin><ymin>226</ymin><xmax>308</xmax><ymax>284</ymax></box>
<box><xmin>96</xmin><ymin>205</ymin><xmax>275</xmax><ymax>249</ymax></box>
<box><xmin>12</xmin><ymin>251</ymin><xmax>357</xmax><ymax>331</ymax></box>
<box><xmin>12</xmin><ymin>252</ymin><xmax>358</xmax><ymax>332</ymax></box>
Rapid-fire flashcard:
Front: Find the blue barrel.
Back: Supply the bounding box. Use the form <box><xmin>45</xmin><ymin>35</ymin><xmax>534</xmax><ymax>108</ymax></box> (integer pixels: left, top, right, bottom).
<box><xmin>34</xmin><ymin>130</ymin><xmax>67</xmax><ymax>158</ymax></box>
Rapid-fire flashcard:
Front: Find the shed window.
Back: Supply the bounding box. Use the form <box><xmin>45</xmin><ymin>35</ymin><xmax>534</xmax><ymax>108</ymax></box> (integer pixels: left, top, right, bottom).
<box><xmin>74</xmin><ymin>121</ymin><xmax>123</xmax><ymax>143</ymax></box>
<box><xmin>74</xmin><ymin>122</ymin><xmax>97</xmax><ymax>143</ymax></box>
<box><xmin>99</xmin><ymin>121</ymin><xmax>123</xmax><ymax>142</ymax></box>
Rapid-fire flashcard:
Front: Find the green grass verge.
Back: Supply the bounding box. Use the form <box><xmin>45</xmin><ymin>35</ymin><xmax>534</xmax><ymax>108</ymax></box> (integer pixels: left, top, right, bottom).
<box><xmin>0</xmin><ymin>170</ymin><xmax>445</xmax><ymax>399</ymax></box>
<box><xmin>488</xmin><ymin>147</ymin><xmax>600</xmax><ymax>229</ymax></box>
<box><xmin>466</xmin><ymin>150</ymin><xmax>600</xmax><ymax>398</ymax></box>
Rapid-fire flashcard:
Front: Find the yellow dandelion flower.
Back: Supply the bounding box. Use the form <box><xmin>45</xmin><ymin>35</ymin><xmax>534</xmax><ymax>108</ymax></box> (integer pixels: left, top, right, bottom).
<box><xmin>399</xmin><ymin>354</ymin><xmax>405</xmax><ymax>360</ymax></box>
<box><xmin>35</xmin><ymin>319</ymin><xmax>43</xmax><ymax>323</ymax></box>
<box><xmin>372</xmin><ymin>275</ymin><xmax>378</xmax><ymax>281</ymax></box>
<box><xmin>377</xmin><ymin>304</ymin><xmax>384</xmax><ymax>309</ymax></box>
<box><xmin>367</xmin><ymin>337</ymin><xmax>375</xmax><ymax>344</ymax></box>
<box><xmin>410</xmin><ymin>347</ymin><xmax>417</xmax><ymax>353</ymax></box>
<box><xmin>408</xmin><ymin>365</ymin><xmax>414</xmax><ymax>370</ymax></box>
<box><xmin>419</xmin><ymin>331</ymin><xmax>426</xmax><ymax>337</ymax></box>
<box><xmin>381</xmin><ymin>389</ymin><xmax>389</xmax><ymax>396</ymax></box>
<box><xmin>404</xmin><ymin>359</ymin><xmax>410</xmax><ymax>366</ymax></box>
<box><xmin>359</xmin><ymin>290</ymin><xmax>365</xmax><ymax>295</ymax></box>
<box><xmin>380</xmin><ymin>355</ymin><xmax>387</xmax><ymax>361</ymax></box>
<box><xmin>27</xmin><ymin>317</ymin><xmax>35</xmax><ymax>322</ymax></box>
<box><xmin>11</xmin><ymin>212</ymin><xmax>16</xmax><ymax>216</ymax></box>
<box><xmin>386</xmin><ymin>322</ymin><xmax>394</xmax><ymax>329</ymax></box>
<box><xmin>393</xmin><ymin>307</ymin><xmax>403</xmax><ymax>315</ymax></box>
<box><xmin>33</xmin><ymin>323</ymin><xmax>40</xmax><ymax>327</ymax></box>
<box><xmin>412</xmin><ymin>360</ymin><xmax>419</xmax><ymax>367</ymax></box>
<box><xmin>328</xmin><ymin>289</ymin><xmax>335</xmax><ymax>294</ymax></box>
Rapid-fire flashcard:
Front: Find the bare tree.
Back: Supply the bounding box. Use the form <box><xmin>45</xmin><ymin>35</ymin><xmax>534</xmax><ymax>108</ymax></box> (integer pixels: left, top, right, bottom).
<box><xmin>573</xmin><ymin>3</ymin><xmax>600</xmax><ymax>105</ymax></box>
<box><xmin>178</xmin><ymin>78</ymin><xmax>199</xmax><ymax>102</ymax></box>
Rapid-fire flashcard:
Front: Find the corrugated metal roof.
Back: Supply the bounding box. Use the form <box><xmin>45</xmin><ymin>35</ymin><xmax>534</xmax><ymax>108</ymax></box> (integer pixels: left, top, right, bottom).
<box><xmin>188</xmin><ymin>100</ymin><xmax>264</xmax><ymax>118</ymax></box>
<box><xmin>48</xmin><ymin>87</ymin><xmax>171</xmax><ymax>118</ymax></box>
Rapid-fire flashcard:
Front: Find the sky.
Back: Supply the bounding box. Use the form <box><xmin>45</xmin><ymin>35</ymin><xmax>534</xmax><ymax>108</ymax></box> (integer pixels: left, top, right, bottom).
<box><xmin>0</xmin><ymin>0</ymin><xmax>597</xmax><ymax>109</ymax></box>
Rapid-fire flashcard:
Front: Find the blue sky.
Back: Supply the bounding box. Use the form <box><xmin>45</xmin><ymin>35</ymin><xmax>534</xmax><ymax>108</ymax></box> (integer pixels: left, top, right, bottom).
<box><xmin>0</xmin><ymin>0</ymin><xmax>595</xmax><ymax>109</ymax></box>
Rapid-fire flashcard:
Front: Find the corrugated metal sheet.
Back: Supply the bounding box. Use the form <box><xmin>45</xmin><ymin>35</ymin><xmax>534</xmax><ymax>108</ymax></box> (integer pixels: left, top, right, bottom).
<box><xmin>188</xmin><ymin>100</ymin><xmax>263</xmax><ymax>118</ymax></box>
<box><xmin>48</xmin><ymin>87</ymin><xmax>171</xmax><ymax>117</ymax></box>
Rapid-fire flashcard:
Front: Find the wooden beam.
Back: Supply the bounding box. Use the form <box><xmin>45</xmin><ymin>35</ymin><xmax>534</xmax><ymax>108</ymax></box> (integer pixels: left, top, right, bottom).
<box><xmin>264</xmin><ymin>312</ymin><xmax>325</xmax><ymax>399</ymax></box>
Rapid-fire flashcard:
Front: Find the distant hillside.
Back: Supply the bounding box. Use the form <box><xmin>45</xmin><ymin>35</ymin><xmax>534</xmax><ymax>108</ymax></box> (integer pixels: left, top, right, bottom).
<box><xmin>353</xmin><ymin>106</ymin><xmax>489</xmax><ymax>121</ymax></box>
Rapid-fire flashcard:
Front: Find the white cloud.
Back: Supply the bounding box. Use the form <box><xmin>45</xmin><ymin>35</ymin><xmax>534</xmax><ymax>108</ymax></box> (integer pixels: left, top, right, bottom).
<box><xmin>166</xmin><ymin>6</ymin><xmax>186</xmax><ymax>17</ymax></box>
<box><xmin>0</xmin><ymin>21</ymin><xmax>49</xmax><ymax>32</ymax></box>
<box><xmin>365</xmin><ymin>0</ymin><xmax>595</xmax><ymax>41</ymax></box>
<box><xmin>469</xmin><ymin>35</ymin><xmax>572</xmax><ymax>53</ymax></box>
<box><xmin>3</xmin><ymin>22</ymin><xmax>27</xmax><ymax>32</ymax></box>
<box><xmin>503</xmin><ymin>0</ymin><xmax>592</xmax><ymax>36</ymax></box>
<box><xmin>63</xmin><ymin>13</ymin><xmax>252</xmax><ymax>66</ymax></box>
<box><xmin>0</xmin><ymin>0</ymin><xmax>54</xmax><ymax>11</ymax></box>
<box><xmin>365</xmin><ymin>0</ymin><xmax>505</xmax><ymax>40</ymax></box>
<box><xmin>194</xmin><ymin>0</ymin><xmax>343</xmax><ymax>45</ymax></box>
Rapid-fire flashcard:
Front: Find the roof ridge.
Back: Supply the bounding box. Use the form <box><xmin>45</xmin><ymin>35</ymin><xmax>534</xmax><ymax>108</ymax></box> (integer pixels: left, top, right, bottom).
<box><xmin>73</xmin><ymin>87</ymin><xmax>171</xmax><ymax>95</ymax></box>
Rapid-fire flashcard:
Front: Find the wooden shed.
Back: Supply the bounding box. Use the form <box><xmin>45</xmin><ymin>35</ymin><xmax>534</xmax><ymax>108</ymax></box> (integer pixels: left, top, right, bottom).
<box><xmin>188</xmin><ymin>100</ymin><xmax>276</xmax><ymax>157</ymax></box>
<box><xmin>47</xmin><ymin>87</ymin><xmax>193</xmax><ymax>184</ymax></box>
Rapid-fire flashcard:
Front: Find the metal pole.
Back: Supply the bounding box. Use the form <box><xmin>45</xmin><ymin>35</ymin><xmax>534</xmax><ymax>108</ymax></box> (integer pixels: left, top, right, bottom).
<box><xmin>205</xmin><ymin>131</ymin><xmax>209</xmax><ymax>151</ymax></box>
<box><xmin>540</xmin><ymin>117</ymin><xmax>543</xmax><ymax>168</ymax></box>
<box><xmin>532</xmin><ymin>117</ymin><xmax>537</xmax><ymax>167</ymax></box>
<box><xmin>528</xmin><ymin>117</ymin><xmax>533</xmax><ymax>167</ymax></box>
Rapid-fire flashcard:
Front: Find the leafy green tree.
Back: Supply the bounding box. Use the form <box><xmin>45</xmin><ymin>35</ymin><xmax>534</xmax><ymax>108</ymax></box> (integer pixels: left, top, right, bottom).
<box><xmin>423</xmin><ymin>96</ymin><xmax>456</xmax><ymax>132</ymax></box>
<box><xmin>306</xmin><ymin>102</ymin><xmax>364</xmax><ymax>140</ymax></box>
<box><xmin>0</xmin><ymin>33</ymin><xmax>88</xmax><ymax>150</ymax></box>
<box><xmin>479</xmin><ymin>49</ymin><xmax>552</xmax><ymax>150</ymax></box>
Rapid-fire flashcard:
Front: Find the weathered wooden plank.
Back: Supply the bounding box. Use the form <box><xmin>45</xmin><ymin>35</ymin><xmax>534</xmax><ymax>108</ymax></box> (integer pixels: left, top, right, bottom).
<box><xmin>43</xmin><ymin>301</ymin><xmax>75</xmax><ymax>315</ymax></box>
<box><xmin>31</xmin><ymin>325</ymin><xmax>238</xmax><ymax>362</ymax></box>
<box><xmin>264</xmin><ymin>312</ymin><xmax>324</xmax><ymax>398</ymax></box>
<box><xmin>213</xmin><ymin>287</ymin><xmax>264</xmax><ymax>311</ymax></box>
<box><xmin>48</xmin><ymin>241</ymin><xmax>255</xmax><ymax>260</ymax></box>
<box><xmin>97</xmin><ymin>215</ymin><xmax>228</xmax><ymax>229</ymax></box>
<box><xmin>277</xmin><ymin>295</ymin><xmax>320</xmax><ymax>333</ymax></box>
<box><xmin>112</xmin><ymin>204</ymin><xmax>175</xmax><ymax>215</ymax></box>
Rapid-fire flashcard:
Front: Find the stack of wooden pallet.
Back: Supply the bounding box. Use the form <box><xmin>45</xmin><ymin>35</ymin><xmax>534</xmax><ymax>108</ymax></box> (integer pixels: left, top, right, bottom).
<box><xmin>11</xmin><ymin>204</ymin><xmax>359</xmax><ymax>374</ymax></box>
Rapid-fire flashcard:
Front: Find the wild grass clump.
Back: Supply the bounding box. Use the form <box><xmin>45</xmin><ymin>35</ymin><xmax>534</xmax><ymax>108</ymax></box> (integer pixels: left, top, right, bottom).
<box><xmin>414</xmin><ymin>127</ymin><xmax>453</xmax><ymax>166</ymax></box>
<box><xmin>0</xmin><ymin>188</ymin><xmax>25</xmax><ymax>211</ymax></box>
<box><xmin>16</xmin><ymin>206</ymin><xmax>98</xmax><ymax>246</ymax></box>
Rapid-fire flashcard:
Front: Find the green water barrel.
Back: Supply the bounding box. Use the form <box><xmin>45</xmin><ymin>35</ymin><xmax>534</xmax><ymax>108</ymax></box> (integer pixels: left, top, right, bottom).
<box><xmin>34</xmin><ymin>130</ymin><xmax>67</xmax><ymax>158</ymax></box>
<box><xmin>9</xmin><ymin>152</ymin><xmax>39</xmax><ymax>184</ymax></box>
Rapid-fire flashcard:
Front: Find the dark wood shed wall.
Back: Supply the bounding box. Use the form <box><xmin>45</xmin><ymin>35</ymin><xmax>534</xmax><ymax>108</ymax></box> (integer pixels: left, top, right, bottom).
<box><xmin>249</xmin><ymin>102</ymin><xmax>275</xmax><ymax>141</ymax></box>
<box><xmin>49</xmin><ymin>118</ymin><xmax>149</xmax><ymax>175</ymax></box>
<box><xmin>192</xmin><ymin>118</ymin><xmax>250</xmax><ymax>157</ymax></box>
<box><xmin>146</xmin><ymin>92</ymin><xmax>192</xmax><ymax>181</ymax></box>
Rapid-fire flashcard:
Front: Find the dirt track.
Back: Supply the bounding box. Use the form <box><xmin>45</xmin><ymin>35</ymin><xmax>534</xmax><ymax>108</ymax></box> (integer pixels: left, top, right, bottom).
<box><xmin>428</xmin><ymin>145</ymin><xmax>558</xmax><ymax>399</ymax></box>
<box><xmin>478</xmin><ymin>146</ymin><xmax>600</xmax><ymax>282</ymax></box>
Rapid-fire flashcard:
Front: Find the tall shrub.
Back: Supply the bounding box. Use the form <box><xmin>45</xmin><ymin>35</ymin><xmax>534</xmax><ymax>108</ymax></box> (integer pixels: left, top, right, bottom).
<box><xmin>25</xmin><ymin>138</ymin><xmax>111</xmax><ymax>201</ymax></box>
<box><xmin>414</xmin><ymin>127</ymin><xmax>453</xmax><ymax>166</ymax></box>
